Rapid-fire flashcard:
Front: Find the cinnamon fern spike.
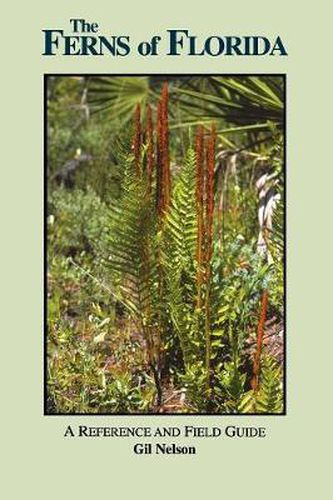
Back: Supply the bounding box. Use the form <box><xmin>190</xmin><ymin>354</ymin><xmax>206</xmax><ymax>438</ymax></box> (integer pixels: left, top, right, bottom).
<box><xmin>156</xmin><ymin>100</ymin><xmax>164</xmax><ymax>214</ymax></box>
<box><xmin>156</xmin><ymin>83</ymin><xmax>171</xmax><ymax>215</ymax></box>
<box><xmin>251</xmin><ymin>289</ymin><xmax>269</xmax><ymax>392</ymax></box>
<box><xmin>133</xmin><ymin>103</ymin><xmax>142</xmax><ymax>175</ymax></box>
<box><xmin>204</xmin><ymin>123</ymin><xmax>216</xmax><ymax>394</ymax></box>
<box><xmin>161</xmin><ymin>83</ymin><xmax>171</xmax><ymax>210</ymax></box>
<box><xmin>146</xmin><ymin>103</ymin><xmax>154</xmax><ymax>192</ymax></box>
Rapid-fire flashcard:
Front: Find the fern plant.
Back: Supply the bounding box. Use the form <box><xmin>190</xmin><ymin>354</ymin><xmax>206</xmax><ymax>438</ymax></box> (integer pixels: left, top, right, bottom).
<box><xmin>105</xmin><ymin>152</ymin><xmax>164</xmax><ymax>398</ymax></box>
<box><xmin>101</xmin><ymin>83</ymin><xmax>283</xmax><ymax>413</ymax></box>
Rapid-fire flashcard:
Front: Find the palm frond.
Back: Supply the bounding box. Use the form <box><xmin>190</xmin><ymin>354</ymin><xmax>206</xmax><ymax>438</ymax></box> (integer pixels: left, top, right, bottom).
<box><xmin>87</xmin><ymin>76</ymin><xmax>150</xmax><ymax>124</ymax></box>
<box><xmin>174</xmin><ymin>76</ymin><xmax>284</xmax><ymax>132</ymax></box>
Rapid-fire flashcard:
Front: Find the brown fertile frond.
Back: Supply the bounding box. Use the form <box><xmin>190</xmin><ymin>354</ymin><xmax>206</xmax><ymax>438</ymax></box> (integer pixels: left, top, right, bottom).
<box><xmin>156</xmin><ymin>83</ymin><xmax>171</xmax><ymax>216</ymax></box>
<box><xmin>205</xmin><ymin>123</ymin><xmax>216</xmax><ymax>269</ymax></box>
<box><xmin>146</xmin><ymin>103</ymin><xmax>154</xmax><ymax>192</ymax></box>
<box><xmin>203</xmin><ymin>123</ymin><xmax>216</xmax><ymax>395</ymax></box>
<box><xmin>251</xmin><ymin>289</ymin><xmax>269</xmax><ymax>392</ymax></box>
<box><xmin>156</xmin><ymin>100</ymin><xmax>164</xmax><ymax>214</ymax></box>
<box><xmin>161</xmin><ymin>83</ymin><xmax>171</xmax><ymax>210</ymax></box>
<box><xmin>133</xmin><ymin>103</ymin><xmax>142</xmax><ymax>175</ymax></box>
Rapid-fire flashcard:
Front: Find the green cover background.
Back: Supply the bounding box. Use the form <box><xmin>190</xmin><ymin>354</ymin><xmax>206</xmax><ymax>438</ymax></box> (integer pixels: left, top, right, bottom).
<box><xmin>2</xmin><ymin>0</ymin><xmax>331</xmax><ymax>497</ymax></box>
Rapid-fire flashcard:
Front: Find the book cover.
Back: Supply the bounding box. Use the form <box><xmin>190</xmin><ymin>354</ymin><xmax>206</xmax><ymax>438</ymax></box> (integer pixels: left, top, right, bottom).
<box><xmin>2</xmin><ymin>1</ymin><xmax>331</xmax><ymax>498</ymax></box>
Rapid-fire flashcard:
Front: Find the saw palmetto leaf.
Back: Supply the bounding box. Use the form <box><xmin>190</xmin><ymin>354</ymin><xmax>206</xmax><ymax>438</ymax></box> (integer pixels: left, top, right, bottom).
<box><xmin>174</xmin><ymin>76</ymin><xmax>284</xmax><ymax>132</ymax></box>
<box><xmin>87</xmin><ymin>76</ymin><xmax>151</xmax><ymax>124</ymax></box>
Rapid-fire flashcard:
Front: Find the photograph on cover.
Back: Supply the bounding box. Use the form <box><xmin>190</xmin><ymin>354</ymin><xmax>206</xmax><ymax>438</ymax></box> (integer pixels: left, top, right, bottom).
<box><xmin>45</xmin><ymin>75</ymin><xmax>285</xmax><ymax>415</ymax></box>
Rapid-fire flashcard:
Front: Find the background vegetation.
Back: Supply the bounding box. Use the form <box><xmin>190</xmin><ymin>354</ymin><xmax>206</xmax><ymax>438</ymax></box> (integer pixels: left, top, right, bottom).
<box><xmin>46</xmin><ymin>75</ymin><xmax>285</xmax><ymax>414</ymax></box>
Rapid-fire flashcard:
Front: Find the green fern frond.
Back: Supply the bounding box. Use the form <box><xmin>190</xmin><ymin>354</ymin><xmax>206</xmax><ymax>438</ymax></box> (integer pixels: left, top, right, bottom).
<box><xmin>106</xmin><ymin>164</ymin><xmax>158</xmax><ymax>321</ymax></box>
<box><xmin>161</xmin><ymin>149</ymin><xmax>202</xmax><ymax>366</ymax></box>
<box><xmin>163</xmin><ymin>148</ymin><xmax>198</xmax><ymax>270</ymax></box>
<box><xmin>256</xmin><ymin>355</ymin><xmax>283</xmax><ymax>413</ymax></box>
<box><xmin>239</xmin><ymin>390</ymin><xmax>256</xmax><ymax>413</ymax></box>
<box><xmin>237</xmin><ymin>356</ymin><xmax>283</xmax><ymax>414</ymax></box>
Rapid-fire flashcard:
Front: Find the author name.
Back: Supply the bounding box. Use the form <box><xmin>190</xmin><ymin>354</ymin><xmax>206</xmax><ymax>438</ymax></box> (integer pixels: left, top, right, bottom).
<box><xmin>134</xmin><ymin>443</ymin><xmax>196</xmax><ymax>455</ymax></box>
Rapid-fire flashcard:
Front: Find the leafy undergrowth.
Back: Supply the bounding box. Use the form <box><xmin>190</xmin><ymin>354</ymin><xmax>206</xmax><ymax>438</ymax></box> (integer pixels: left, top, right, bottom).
<box><xmin>47</xmin><ymin>258</ymin><xmax>157</xmax><ymax>413</ymax></box>
<box><xmin>47</xmin><ymin>247</ymin><xmax>284</xmax><ymax>414</ymax></box>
